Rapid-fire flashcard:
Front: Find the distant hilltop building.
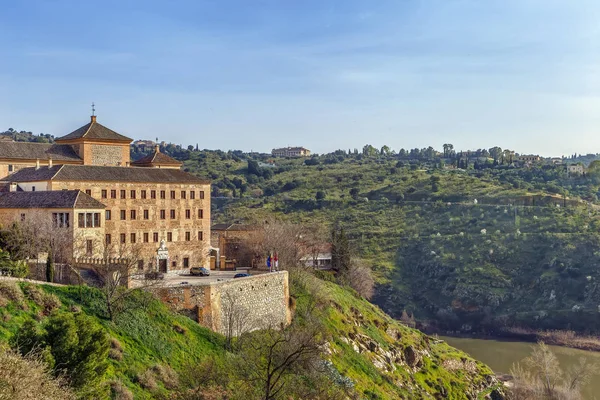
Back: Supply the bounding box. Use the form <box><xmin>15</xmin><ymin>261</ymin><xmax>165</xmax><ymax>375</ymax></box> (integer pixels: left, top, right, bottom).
<box><xmin>271</xmin><ymin>147</ymin><xmax>311</xmax><ymax>157</ymax></box>
<box><xmin>567</xmin><ymin>163</ymin><xmax>586</xmax><ymax>176</ymax></box>
<box><xmin>517</xmin><ymin>154</ymin><xmax>541</xmax><ymax>163</ymax></box>
<box><xmin>132</xmin><ymin>139</ymin><xmax>157</xmax><ymax>152</ymax></box>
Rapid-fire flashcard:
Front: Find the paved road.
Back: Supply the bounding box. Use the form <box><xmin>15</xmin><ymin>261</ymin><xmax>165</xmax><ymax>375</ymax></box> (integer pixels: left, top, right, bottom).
<box><xmin>161</xmin><ymin>270</ymin><xmax>241</xmax><ymax>286</ymax></box>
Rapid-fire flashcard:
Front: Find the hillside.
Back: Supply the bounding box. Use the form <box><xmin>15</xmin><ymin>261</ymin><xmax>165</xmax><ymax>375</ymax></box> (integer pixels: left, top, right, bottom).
<box><xmin>0</xmin><ymin>276</ymin><xmax>503</xmax><ymax>399</ymax></box>
<box><xmin>179</xmin><ymin>151</ymin><xmax>600</xmax><ymax>335</ymax></box>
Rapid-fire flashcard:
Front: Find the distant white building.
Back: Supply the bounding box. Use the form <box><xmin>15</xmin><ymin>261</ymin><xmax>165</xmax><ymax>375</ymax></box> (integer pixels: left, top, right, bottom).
<box><xmin>568</xmin><ymin>164</ymin><xmax>585</xmax><ymax>175</ymax></box>
<box><xmin>271</xmin><ymin>147</ymin><xmax>311</xmax><ymax>157</ymax></box>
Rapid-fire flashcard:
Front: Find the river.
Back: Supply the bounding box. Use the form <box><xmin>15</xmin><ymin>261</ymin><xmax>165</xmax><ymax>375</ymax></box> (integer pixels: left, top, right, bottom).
<box><xmin>442</xmin><ymin>336</ymin><xmax>600</xmax><ymax>399</ymax></box>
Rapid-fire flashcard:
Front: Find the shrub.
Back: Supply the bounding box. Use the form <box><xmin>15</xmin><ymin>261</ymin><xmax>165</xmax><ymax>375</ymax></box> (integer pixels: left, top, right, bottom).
<box><xmin>137</xmin><ymin>370</ymin><xmax>158</xmax><ymax>391</ymax></box>
<box><xmin>24</xmin><ymin>285</ymin><xmax>61</xmax><ymax>315</ymax></box>
<box><xmin>0</xmin><ymin>348</ymin><xmax>75</xmax><ymax>400</ymax></box>
<box><xmin>0</xmin><ymin>281</ymin><xmax>24</xmax><ymax>302</ymax></box>
<box><xmin>110</xmin><ymin>380</ymin><xmax>134</xmax><ymax>400</ymax></box>
<box><xmin>151</xmin><ymin>364</ymin><xmax>179</xmax><ymax>389</ymax></box>
<box><xmin>109</xmin><ymin>338</ymin><xmax>124</xmax><ymax>361</ymax></box>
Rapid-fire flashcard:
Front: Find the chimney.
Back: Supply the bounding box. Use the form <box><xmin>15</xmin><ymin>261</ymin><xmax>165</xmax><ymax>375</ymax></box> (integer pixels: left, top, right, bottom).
<box><xmin>155</xmin><ymin>144</ymin><xmax>160</xmax><ymax>153</ymax></box>
<box><xmin>48</xmin><ymin>158</ymin><xmax>53</xmax><ymax>168</ymax></box>
<box><xmin>9</xmin><ymin>183</ymin><xmax>17</xmax><ymax>192</ymax></box>
<box><xmin>91</xmin><ymin>115</ymin><xmax>97</xmax><ymax>123</ymax></box>
<box><xmin>35</xmin><ymin>159</ymin><xmax>40</xmax><ymax>170</ymax></box>
<box><xmin>125</xmin><ymin>161</ymin><xmax>130</xmax><ymax>167</ymax></box>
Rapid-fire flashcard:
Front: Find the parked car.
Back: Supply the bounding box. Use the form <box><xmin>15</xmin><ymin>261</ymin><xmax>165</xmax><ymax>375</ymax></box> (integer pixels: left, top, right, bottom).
<box><xmin>190</xmin><ymin>267</ymin><xmax>210</xmax><ymax>276</ymax></box>
<box><xmin>233</xmin><ymin>273</ymin><xmax>251</xmax><ymax>279</ymax></box>
<box><xmin>145</xmin><ymin>271</ymin><xmax>165</xmax><ymax>280</ymax></box>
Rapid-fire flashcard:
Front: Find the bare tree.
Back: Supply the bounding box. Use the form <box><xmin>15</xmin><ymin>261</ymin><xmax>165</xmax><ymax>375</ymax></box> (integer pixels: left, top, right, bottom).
<box><xmin>235</xmin><ymin>319</ymin><xmax>326</xmax><ymax>400</ymax></box>
<box><xmin>565</xmin><ymin>357</ymin><xmax>599</xmax><ymax>393</ymax></box>
<box><xmin>343</xmin><ymin>258</ymin><xmax>375</xmax><ymax>299</ymax></box>
<box><xmin>524</xmin><ymin>341</ymin><xmax>562</xmax><ymax>396</ymax></box>
<box><xmin>246</xmin><ymin>219</ymin><xmax>326</xmax><ymax>270</ymax></box>
<box><xmin>0</xmin><ymin>210</ymin><xmax>74</xmax><ymax>281</ymax></box>
<box><xmin>509</xmin><ymin>342</ymin><xmax>598</xmax><ymax>400</ymax></box>
<box><xmin>80</xmin><ymin>238</ymin><xmax>163</xmax><ymax>321</ymax></box>
<box><xmin>221</xmin><ymin>291</ymin><xmax>255</xmax><ymax>350</ymax></box>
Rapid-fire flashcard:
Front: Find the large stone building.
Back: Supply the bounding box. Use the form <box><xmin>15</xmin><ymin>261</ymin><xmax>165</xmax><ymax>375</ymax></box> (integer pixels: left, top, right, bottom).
<box><xmin>271</xmin><ymin>146</ymin><xmax>311</xmax><ymax>157</ymax></box>
<box><xmin>0</xmin><ymin>116</ymin><xmax>210</xmax><ymax>273</ymax></box>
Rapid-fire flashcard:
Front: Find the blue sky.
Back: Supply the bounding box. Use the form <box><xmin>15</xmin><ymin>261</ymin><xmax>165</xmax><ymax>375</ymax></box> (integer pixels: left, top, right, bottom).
<box><xmin>1</xmin><ymin>0</ymin><xmax>599</xmax><ymax>156</ymax></box>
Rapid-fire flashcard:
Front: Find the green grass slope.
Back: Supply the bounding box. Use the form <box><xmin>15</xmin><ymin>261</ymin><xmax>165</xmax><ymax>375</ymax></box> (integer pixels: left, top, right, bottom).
<box><xmin>0</xmin><ymin>277</ymin><xmax>504</xmax><ymax>399</ymax></box>
<box><xmin>292</xmin><ymin>272</ymin><xmax>503</xmax><ymax>399</ymax></box>
<box><xmin>0</xmin><ymin>281</ymin><xmax>225</xmax><ymax>399</ymax></box>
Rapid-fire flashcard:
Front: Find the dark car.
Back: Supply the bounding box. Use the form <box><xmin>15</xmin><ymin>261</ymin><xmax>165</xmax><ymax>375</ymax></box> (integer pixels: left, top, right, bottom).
<box><xmin>190</xmin><ymin>267</ymin><xmax>210</xmax><ymax>276</ymax></box>
<box><xmin>145</xmin><ymin>271</ymin><xmax>165</xmax><ymax>280</ymax></box>
<box><xmin>233</xmin><ymin>273</ymin><xmax>251</xmax><ymax>279</ymax></box>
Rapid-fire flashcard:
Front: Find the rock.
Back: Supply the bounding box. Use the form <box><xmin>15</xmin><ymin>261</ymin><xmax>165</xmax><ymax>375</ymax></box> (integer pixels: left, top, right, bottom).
<box><xmin>404</xmin><ymin>345</ymin><xmax>422</xmax><ymax>368</ymax></box>
<box><xmin>367</xmin><ymin>340</ymin><xmax>378</xmax><ymax>352</ymax></box>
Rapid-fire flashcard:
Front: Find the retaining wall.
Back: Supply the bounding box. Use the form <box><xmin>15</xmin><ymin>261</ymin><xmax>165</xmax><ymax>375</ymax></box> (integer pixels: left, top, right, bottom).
<box><xmin>157</xmin><ymin>271</ymin><xmax>291</xmax><ymax>336</ymax></box>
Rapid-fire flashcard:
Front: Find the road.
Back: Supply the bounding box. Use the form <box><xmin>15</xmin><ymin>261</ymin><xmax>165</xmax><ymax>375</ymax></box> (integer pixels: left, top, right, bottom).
<box><xmin>162</xmin><ymin>270</ymin><xmax>239</xmax><ymax>286</ymax></box>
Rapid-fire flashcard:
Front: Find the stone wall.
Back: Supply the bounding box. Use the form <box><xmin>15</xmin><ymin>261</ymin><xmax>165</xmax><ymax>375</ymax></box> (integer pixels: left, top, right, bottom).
<box><xmin>157</xmin><ymin>271</ymin><xmax>291</xmax><ymax>336</ymax></box>
<box><xmin>91</xmin><ymin>144</ymin><xmax>123</xmax><ymax>166</ymax></box>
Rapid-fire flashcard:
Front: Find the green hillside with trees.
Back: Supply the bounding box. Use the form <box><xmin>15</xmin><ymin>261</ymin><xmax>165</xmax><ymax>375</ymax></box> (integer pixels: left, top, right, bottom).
<box><xmin>171</xmin><ymin>147</ymin><xmax>600</xmax><ymax>336</ymax></box>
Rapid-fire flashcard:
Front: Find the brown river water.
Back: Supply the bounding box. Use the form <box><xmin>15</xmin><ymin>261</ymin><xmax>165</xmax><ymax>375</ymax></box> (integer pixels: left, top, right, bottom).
<box><xmin>442</xmin><ymin>336</ymin><xmax>600</xmax><ymax>399</ymax></box>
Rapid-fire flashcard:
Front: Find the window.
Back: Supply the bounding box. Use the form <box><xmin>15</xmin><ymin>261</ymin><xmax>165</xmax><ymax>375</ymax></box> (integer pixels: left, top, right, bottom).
<box><xmin>52</xmin><ymin>213</ymin><xmax>70</xmax><ymax>228</ymax></box>
<box><xmin>153</xmin><ymin>232</ymin><xmax>159</xmax><ymax>242</ymax></box>
<box><xmin>78</xmin><ymin>213</ymin><xmax>101</xmax><ymax>228</ymax></box>
<box><xmin>32</xmin><ymin>186</ymin><xmax>36</xmax><ymax>192</ymax></box>
<box><xmin>111</xmin><ymin>190</ymin><xmax>117</xmax><ymax>199</ymax></box>
<box><xmin>185</xmin><ymin>231</ymin><xmax>191</xmax><ymax>241</ymax></box>
<box><xmin>160</xmin><ymin>190</ymin><xmax>166</xmax><ymax>199</ymax></box>
<box><xmin>120</xmin><ymin>190</ymin><xmax>126</xmax><ymax>199</ymax></box>
<box><xmin>130</xmin><ymin>233</ymin><xmax>136</xmax><ymax>243</ymax></box>
<box><xmin>190</xmin><ymin>191</ymin><xmax>195</xmax><ymax>199</ymax></box>
<box><xmin>130</xmin><ymin>210</ymin><xmax>136</xmax><ymax>220</ymax></box>
<box><xmin>105</xmin><ymin>210</ymin><xmax>111</xmax><ymax>220</ymax></box>
<box><xmin>137</xmin><ymin>260</ymin><xmax>144</xmax><ymax>270</ymax></box>
<box><xmin>120</xmin><ymin>210</ymin><xmax>126</xmax><ymax>220</ymax></box>
<box><xmin>7</xmin><ymin>165</ymin><xmax>13</xmax><ymax>172</ymax></box>
<box><xmin>143</xmin><ymin>209</ymin><xmax>149</xmax><ymax>220</ymax></box>
<box><xmin>86</xmin><ymin>240</ymin><xmax>93</xmax><ymax>256</ymax></box>
<box><xmin>199</xmin><ymin>191</ymin><xmax>205</xmax><ymax>199</ymax></box>
<box><xmin>105</xmin><ymin>234</ymin><xmax>111</xmax><ymax>244</ymax></box>
<box><xmin>85</xmin><ymin>189</ymin><xmax>91</xmax><ymax>196</ymax></box>
<box><xmin>181</xmin><ymin>190</ymin><xmax>186</xmax><ymax>199</ymax></box>
<box><xmin>172</xmin><ymin>261</ymin><xmax>177</xmax><ymax>267</ymax></box>
<box><xmin>130</xmin><ymin>190</ymin><xmax>136</xmax><ymax>199</ymax></box>
<box><xmin>160</xmin><ymin>210</ymin><xmax>166</xmax><ymax>219</ymax></box>
<box><xmin>143</xmin><ymin>232</ymin><xmax>149</xmax><ymax>243</ymax></box>
<box><xmin>198</xmin><ymin>209</ymin><xmax>203</xmax><ymax>219</ymax></box>
<box><xmin>198</xmin><ymin>231</ymin><xmax>203</xmax><ymax>241</ymax></box>
<box><xmin>170</xmin><ymin>209</ymin><xmax>176</xmax><ymax>219</ymax></box>
<box><xmin>141</xmin><ymin>190</ymin><xmax>147</xmax><ymax>199</ymax></box>
<box><xmin>183</xmin><ymin>257</ymin><xmax>189</xmax><ymax>268</ymax></box>
<box><xmin>151</xmin><ymin>190</ymin><xmax>156</xmax><ymax>199</ymax></box>
<box><xmin>170</xmin><ymin>190</ymin><xmax>176</xmax><ymax>199</ymax></box>
<box><xmin>101</xmin><ymin>189</ymin><xmax>107</xmax><ymax>199</ymax></box>
<box><xmin>20</xmin><ymin>213</ymin><xmax>25</xmax><ymax>222</ymax></box>
<box><xmin>167</xmin><ymin>232</ymin><xmax>172</xmax><ymax>242</ymax></box>
<box><xmin>185</xmin><ymin>209</ymin><xmax>191</xmax><ymax>219</ymax></box>
<box><xmin>120</xmin><ymin>233</ymin><xmax>126</xmax><ymax>244</ymax></box>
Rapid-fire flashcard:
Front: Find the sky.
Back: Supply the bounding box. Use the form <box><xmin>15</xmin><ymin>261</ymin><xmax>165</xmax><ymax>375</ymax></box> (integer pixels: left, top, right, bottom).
<box><xmin>1</xmin><ymin>0</ymin><xmax>599</xmax><ymax>156</ymax></box>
